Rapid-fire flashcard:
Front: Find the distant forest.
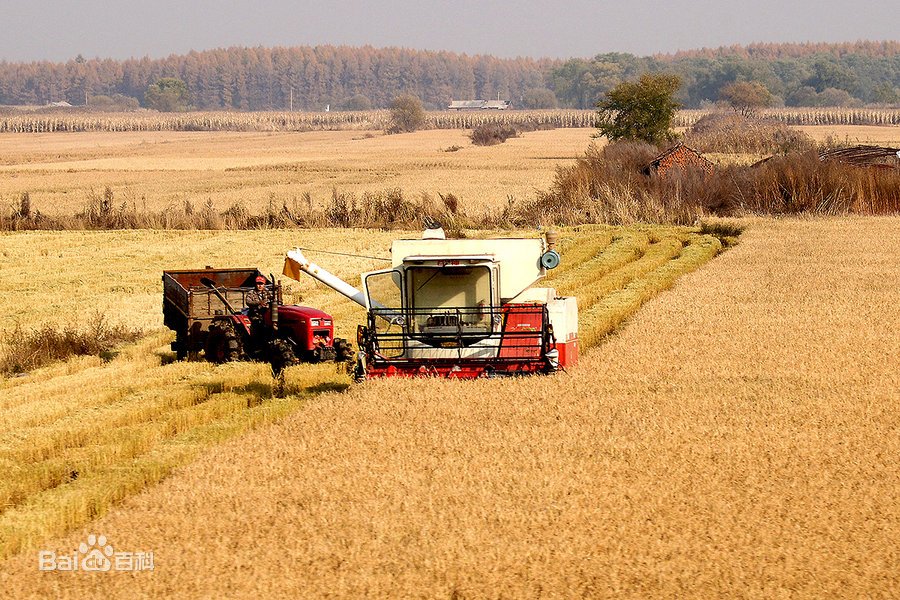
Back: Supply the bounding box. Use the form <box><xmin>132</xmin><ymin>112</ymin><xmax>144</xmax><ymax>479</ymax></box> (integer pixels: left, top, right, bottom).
<box><xmin>1</xmin><ymin>41</ymin><xmax>898</xmax><ymax>111</ymax></box>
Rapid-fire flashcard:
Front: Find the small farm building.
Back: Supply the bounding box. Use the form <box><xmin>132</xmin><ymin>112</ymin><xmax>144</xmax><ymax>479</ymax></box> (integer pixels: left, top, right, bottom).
<box><xmin>448</xmin><ymin>100</ymin><xmax>511</xmax><ymax>110</ymax></box>
<box><xmin>643</xmin><ymin>143</ymin><xmax>714</xmax><ymax>176</ymax></box>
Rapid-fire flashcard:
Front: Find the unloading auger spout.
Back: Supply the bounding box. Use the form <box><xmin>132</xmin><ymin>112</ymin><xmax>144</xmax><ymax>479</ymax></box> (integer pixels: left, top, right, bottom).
<box><xmin>282</xmin><ymin>249</ymin><xmax>403</xmax><ymax>324</ymax></box>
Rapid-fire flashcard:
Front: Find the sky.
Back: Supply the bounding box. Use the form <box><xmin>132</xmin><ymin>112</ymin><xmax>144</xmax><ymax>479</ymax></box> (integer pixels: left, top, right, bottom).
<box><xmin>2</xmin><ymin>0</ymin><xmax>897</xmax><ymax>62</ymax></box>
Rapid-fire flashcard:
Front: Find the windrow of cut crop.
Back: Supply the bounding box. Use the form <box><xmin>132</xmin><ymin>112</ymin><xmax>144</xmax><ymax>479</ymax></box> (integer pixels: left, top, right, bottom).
<box><xmin>577</xmin><ymin>234</ymin><xmax>722</xmax><ymax>348</ymax></box>
<box><xmin>0</xmin><ymin>336</ymin><xmax>350</xmax><ymax>559</ymax></box>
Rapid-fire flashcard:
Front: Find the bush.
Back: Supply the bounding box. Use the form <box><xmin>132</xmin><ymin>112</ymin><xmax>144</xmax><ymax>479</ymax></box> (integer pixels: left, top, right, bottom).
<box><xmin>514</xmin><ymin>141</ymin><xmax>900</xmax><ymax>226</ymax></box>
<box><xmin>718</xmin><ymin>81</ymin><xmax>774</xmax><ymax>115</ymax></box>
<box><xmin>683</xmin><ymin>113</ymin><xmax>814</xmax><ymax>155</ymax></box>
<box><xmin>1</xmin><ymin>313</ymin><xmax>143</xmax><ymax>375</ymax></box>
<box><xmin>386</xmin><ymin>94</ymin><xmax>426</xmax><ymax>134</ymax></box>
<box><xmin>470</xmin><ymin>123</ymin><xmax>518</xmax><ymax>146</ymax></box>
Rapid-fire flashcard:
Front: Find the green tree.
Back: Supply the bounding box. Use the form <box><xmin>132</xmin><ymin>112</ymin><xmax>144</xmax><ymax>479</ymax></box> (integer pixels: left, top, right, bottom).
<box><xmin>144</xmin><ymin>77</ymin><xmax>189</xmax><ymax>112</ymax></box>
<box><xmin>386</xmin><ymin>94</ymin><xmax>425</xmax><ymax>134</ymax></box>
<box><xmin>596</xmin><ymin>73</ymin><xmax>681</xmax><ymax>145</ymax></box>
<box><xmin>719</xmin><ymin>81</ymin><xmax>774</xmax><ymax>115</ymax></box>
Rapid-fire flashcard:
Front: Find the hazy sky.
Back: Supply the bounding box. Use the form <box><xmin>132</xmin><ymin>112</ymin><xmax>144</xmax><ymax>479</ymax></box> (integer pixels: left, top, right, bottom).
<box><xmin>3</xmin><ymin>0</ymin><xmax>897</xmax><ymax>62</ymax></box>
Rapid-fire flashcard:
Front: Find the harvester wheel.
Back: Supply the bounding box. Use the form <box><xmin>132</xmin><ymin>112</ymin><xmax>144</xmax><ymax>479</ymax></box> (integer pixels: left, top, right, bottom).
<box><xmin>206</xmin><ymin>320</ymin><xmax>242</xmax><ymax>363</ymax></box>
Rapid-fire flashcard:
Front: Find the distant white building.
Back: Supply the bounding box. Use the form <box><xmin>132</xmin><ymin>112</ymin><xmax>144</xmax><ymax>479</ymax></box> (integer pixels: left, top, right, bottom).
<box><xmin>448</xmin><ymin>99</ymin><xmax>511</xmax><ymax>110</ymax></box>
<box><xmin>48</xmin><ymin>101</ymin><xmax>72</xmax><ymax>107</ymax></box>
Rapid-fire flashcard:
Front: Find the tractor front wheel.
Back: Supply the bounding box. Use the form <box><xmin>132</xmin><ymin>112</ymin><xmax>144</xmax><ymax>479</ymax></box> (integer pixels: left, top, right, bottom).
<box><xmin>268</xmin><ymin>338</ymin><xmax>299</xmax><ymax>376</ymax></box>
<box><xmin>206</xmin><ymin>320</ymin><xmax>243</xmax><ymax>363</ymax></box>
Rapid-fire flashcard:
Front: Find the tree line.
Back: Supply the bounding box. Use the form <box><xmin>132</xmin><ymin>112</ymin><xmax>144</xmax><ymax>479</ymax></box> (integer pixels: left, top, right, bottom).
<box><xmin>0</xmin><ymin>41</ymin><xmax>897</xmax><ymax>111</ymax></box>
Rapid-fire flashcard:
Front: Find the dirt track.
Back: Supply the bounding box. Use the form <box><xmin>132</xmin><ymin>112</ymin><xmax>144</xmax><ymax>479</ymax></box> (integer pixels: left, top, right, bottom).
<box><xmin>3</xmin><ymin>217</ymin><xmax>898</xmax><ymax>598</ymax></box>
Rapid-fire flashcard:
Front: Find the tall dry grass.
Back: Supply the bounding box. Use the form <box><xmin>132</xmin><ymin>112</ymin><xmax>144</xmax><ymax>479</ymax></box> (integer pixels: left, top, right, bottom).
<box><xmin>683</xmin><ymin>112</ymin><xmax>815</xmax><ymax>155</ymax></box>
<box><xmin>521</xmin><ymin>142</ymin><xmax>900</xmax><ymax>227</ymax></box>
<box><xmin>0</xmin><ymin>313</ymin><xmax>142</xmax><ymax>375</ymax></box>
<box><xmin>2</xmin><ymin>218</ymin><xmax>894</xmax><ymax>598</ymax></box>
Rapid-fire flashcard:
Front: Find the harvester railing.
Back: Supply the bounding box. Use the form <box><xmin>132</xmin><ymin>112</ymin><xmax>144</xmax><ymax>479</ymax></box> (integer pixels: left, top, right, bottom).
<box><xmin>366</xmin><ymin>304</ymin><xmax>553</xmax><ymax>365</ymax></box>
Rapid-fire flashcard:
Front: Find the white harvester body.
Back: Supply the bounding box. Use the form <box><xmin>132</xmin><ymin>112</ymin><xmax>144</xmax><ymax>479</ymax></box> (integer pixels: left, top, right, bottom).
<box><xmin>284</xmin><ymin>228</ymin><xmax>579</xmax><ymax>378</ymax></box>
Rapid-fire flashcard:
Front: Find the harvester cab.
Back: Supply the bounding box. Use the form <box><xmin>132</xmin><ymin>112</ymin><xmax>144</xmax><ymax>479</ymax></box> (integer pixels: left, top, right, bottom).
<box><xmin>283</xmin><ymin>228</ymin><xmax>578</xmax><ymax>379</ymax></box>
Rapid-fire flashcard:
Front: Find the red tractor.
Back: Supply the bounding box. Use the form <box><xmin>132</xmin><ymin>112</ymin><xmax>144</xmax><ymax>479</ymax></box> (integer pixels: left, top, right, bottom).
<box><xmin>163</xmin><ymin>268</ymin><xmax>352</xmax><ymax>373</ymax></box>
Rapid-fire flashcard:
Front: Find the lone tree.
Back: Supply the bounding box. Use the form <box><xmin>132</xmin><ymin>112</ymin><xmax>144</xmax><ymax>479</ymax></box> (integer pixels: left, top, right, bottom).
<box><xmin>387</xmin><ymin>94</ymin><xmax>426</xmax><ymax>134</ymax></box>
<box><xmin>719</xmin><ymin>81</ymin><xmax>773</xmax><ymax>116</ymax></box>
<box><xmin>145</xmin><ymin>78</ymin><xmax>189</xmax><ymax>112</ymax></box>
<box><xmin>596</xmin><ymin>73</ymin><xmax>681</xmax><ymax>145</ymax></box>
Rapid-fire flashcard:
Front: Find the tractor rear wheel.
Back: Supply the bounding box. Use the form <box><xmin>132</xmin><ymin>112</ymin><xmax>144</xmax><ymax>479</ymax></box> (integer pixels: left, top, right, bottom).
<box><xmin>206</xmin><ymin>320</ymin><xmax>243</xmax><ymax>363</ymax></box>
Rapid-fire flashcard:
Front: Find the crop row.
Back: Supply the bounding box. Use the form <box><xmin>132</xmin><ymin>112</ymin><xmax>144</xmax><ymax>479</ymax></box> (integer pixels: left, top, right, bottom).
<box><xmin>2</xmin><ymin>108</ymin><xmax>899</xmax><ymax>133</ymax></box>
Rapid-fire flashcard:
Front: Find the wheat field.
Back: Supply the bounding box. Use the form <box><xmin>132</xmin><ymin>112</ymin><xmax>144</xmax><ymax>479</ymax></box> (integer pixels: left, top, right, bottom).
<box><xmin>0</xmin><ymin>128</ymin><xmax>595</xmax><ymax>217</ymax></box>
<box><xmin>0</xmin><ymin>217</ymin><xmax>896</xmax><ymax>597</ymax></box>
<box><xmin>0</xmin><ymin>224</ymin><xmax>721</xmax><ymax>562</ymax></box>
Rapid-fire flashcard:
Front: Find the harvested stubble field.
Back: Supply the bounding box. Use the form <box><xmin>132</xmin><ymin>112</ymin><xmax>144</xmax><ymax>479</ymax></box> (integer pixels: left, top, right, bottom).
<box><xmin>0</xmin><ymin>128</ymin><xmax>595</xmax><ymax>217</ymax></box>
<box><xmin>2</xmin><ymin>124</ymin><xmax>899</xmax><ymax>222</ymax></box>
<box><xmin>0</xmin><ymin>223</ymin><xmax>721</xmax><ymax>565</ymax></box>
<box><xmin>0</xmin><ymin>217</ymin><xmax>896</xmax><ymax>597</ymax></box>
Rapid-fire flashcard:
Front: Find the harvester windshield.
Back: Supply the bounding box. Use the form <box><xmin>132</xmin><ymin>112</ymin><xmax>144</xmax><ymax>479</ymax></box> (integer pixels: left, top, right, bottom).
<box><xmin>408</xmin><ymin>265</ymin><xmax>494</xmax><ymax>335</ymax></box>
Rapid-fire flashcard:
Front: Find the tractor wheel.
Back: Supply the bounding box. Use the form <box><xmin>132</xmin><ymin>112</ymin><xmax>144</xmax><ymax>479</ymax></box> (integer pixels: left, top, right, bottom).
<box><xmin>268</xmin><ymin>338</ymin><xmax>299</xmax><ymax>376</ymax></box>
<box><xmin>206</xmin><ymin>320</ymin><xmax>243</xmax><ymax>364</ymax></box>
<box><xmin>333</xmin><ymin>338</ymin><xmax>354</xmax><ymax>362</ymax></box>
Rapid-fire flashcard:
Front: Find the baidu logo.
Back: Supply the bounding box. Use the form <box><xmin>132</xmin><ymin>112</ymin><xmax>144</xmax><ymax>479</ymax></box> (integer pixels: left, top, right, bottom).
<box><xmin>38</xmin><ymin>534</ymin><xmax>154</xmax><ymax>572</ymax></box>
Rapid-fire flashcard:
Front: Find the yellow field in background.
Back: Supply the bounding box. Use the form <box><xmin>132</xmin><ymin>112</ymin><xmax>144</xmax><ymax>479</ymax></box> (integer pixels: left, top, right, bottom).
<box><xmin>0</xmin><ymin>128</ymin><xmax>594</xmax><ymax>216</ymax></box>
<box><xmin>2</xmin><ymin>124</ymin><xmax>899</xmax><ymax>218</ymax></box>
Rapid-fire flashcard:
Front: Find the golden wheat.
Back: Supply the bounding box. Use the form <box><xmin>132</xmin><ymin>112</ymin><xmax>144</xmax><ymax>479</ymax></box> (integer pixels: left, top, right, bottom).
<box><xmin>0</xmin><ymin>218</ymin><xmax>900</xmax><ymax>598</ymax></box>
<box><xmin>1</xmin><ymin>217</ymin><xmax>893</xmax><ymax>598</ymax></box>
<box><xmin>0</xmin><ymin>223</ymin><xmax>721</xmax><ymax>561</ymax></box>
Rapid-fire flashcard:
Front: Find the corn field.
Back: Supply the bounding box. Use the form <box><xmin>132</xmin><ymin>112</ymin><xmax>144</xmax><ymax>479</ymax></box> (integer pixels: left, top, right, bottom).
<box><xmin>1</xmin><ymin>108</ymin><xmax>899</xmax><ymax>133</ymax></box>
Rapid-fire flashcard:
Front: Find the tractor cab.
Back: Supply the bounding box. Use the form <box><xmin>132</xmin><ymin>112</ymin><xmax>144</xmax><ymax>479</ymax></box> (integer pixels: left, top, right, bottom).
<box><xmin>363</xmin><ymin>255</ymin><xmax>497</xmax><ymax>343</ymax></box>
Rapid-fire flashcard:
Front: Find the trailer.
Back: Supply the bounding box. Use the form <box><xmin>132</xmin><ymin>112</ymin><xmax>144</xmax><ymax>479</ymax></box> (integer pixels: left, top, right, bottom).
<box><xmin>163</xmin><ymin>267</ymin><xmax>268</xmax><ymax>360</ymax></box>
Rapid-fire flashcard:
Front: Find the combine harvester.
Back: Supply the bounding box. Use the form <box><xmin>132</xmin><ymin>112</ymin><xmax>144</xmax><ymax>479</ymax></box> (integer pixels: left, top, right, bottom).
<box><xmin>283</xmin><ymin>227</ymin><xmax>578</xmax><ymax>379</ymax></box>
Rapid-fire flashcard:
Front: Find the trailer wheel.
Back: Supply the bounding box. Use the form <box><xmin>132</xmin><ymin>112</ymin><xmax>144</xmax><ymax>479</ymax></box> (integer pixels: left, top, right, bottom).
<box><xmin>206</xmin><ymin>320</ymin><xmax>242</xmax><ymax>363</ymax></box>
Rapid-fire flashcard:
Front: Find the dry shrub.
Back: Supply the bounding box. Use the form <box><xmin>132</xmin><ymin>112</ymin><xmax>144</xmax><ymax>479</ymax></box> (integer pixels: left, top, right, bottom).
<box><xmin>1</xmin><ymin>313</ymin><xmax>143</xmax><ymax>375</ymax></box>
<box><xmin>515</xmin><ymin>142</ymin><xmax>709</xmax><ymax>226</ymax></box>
<box><xmin>516</xmin><ymin>141</ymin><xmax>900</xmax><ymax>226</ymax></box>
<box><xmin>684</xmin><ymin>112</ymin><xmax>814</xmax><ymax>155</ymax></box>
<box><xmin>735</xmin><ymin>152</ymin><xmax>900</xmax><ymax>215</ymax></box>
<box><xmin>469</xmin><ymin>123</ymin><xmax>519</xmax><ymax>146</ymax></box>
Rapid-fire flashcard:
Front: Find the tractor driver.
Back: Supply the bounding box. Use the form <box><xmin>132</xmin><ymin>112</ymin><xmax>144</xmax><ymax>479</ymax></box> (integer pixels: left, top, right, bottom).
<box><xmin>246</xmin><ymin>276</ymin><xmax>272</xmax><ymax>352</ymax></box>
<box><xmin>246</xmin><ymin>276</ymin><xmax>271</xmax><ymax>321</ymax></box>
